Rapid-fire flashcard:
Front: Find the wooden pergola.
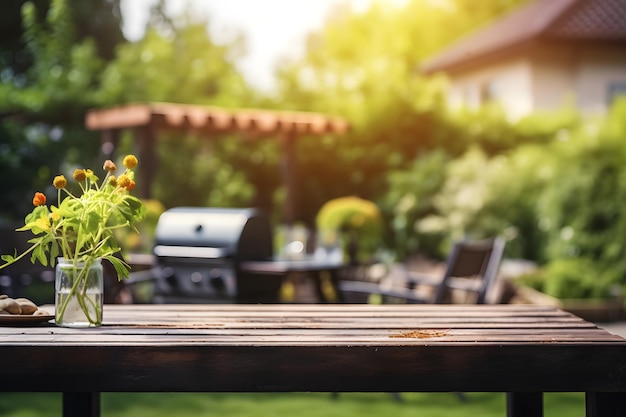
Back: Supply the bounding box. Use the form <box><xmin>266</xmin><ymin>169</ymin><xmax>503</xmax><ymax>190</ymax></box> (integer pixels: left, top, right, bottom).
<box><xmin>85</xmin><ymin>102</ymin><xmax>350</xmax><ymax>224</ymax></box>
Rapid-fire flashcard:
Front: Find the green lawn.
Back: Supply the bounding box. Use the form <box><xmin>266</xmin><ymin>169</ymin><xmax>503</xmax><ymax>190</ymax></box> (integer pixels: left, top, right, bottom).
<box><xmin>0</xmin><ymin>392</ymin><xmax>586</xmax><ymax>417</ymax></box>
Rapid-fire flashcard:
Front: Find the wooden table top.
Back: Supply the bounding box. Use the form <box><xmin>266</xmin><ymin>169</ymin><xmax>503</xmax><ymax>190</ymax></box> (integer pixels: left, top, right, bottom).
<box><xmin>1</xmin><ymin>304</ymin><xmax>625</xmax><ymax>393</ymax></box>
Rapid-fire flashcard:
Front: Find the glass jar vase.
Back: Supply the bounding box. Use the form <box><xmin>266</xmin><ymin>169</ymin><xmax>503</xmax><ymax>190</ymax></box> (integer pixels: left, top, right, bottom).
<box><xmin>55</xmin><ymin>258</ymin><xmax>103</xmax><ymax>327</ymax></box>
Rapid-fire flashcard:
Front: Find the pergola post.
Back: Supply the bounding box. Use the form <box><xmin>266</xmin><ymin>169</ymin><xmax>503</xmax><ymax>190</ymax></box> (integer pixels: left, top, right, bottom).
<box><xmin>280</xmin><ymin>131</ymin><xmax>298</xmax><ymax>226</ymax></box>
<box><xmin>134</xmin><ymin>125</ymin><xmax>157</xmax><ymax>200</ymax></box>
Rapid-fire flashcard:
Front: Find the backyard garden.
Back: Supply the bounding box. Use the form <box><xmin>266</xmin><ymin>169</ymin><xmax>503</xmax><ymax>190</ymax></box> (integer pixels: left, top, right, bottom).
<box><xmin>1</xmin><ymin>0</ymin><xmax>626</xmax><ymax>414</ymax></box>
<box><xmin>3</xmin><ymin>0</ymin><xmax>625</xmax><ymax>306</ymax></box>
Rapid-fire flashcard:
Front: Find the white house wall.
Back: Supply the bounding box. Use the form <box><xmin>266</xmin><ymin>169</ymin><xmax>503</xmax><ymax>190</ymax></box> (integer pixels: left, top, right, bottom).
<box><xmin>532</xmin><ymin>43</ymin><xmax>626</xmax><ymax>116</ymax></box>
<box><xmin>574</xmin><ymin>46</ymin><xmax>626</xmax><ymax>115</ymax></box>
<box><xmin>445</xmin><ymin>43</ymin><xmax>626</xmax><ymax>119</ymax></box>
<box><xmin>447</xmin><ymin>57</ymin><xmax>535</xmax><ymax>120</ymax></box>
<box><xmin>530</xmin><ymin>45</ymin><xmax>577</xmax><ymax>113</ymax></box>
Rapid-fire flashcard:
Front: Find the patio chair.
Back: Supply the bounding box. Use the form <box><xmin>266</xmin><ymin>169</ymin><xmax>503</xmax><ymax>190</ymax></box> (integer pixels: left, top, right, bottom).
<box><xmin>335</xmin><ymin>237</ymin><xmax>505</xmax><ymax>403</ymax></box>
<box><xmin>337</xmin><ymin>237</ymin><xmax>506</xmax><ymax>305</ymax></box>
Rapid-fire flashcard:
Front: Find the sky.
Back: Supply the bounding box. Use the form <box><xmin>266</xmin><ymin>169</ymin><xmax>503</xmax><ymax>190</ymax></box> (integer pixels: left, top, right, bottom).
<box><xmin>119</xmin><ymin>0</ymin><xmax>375</xmax><ymax>92</ymax></box>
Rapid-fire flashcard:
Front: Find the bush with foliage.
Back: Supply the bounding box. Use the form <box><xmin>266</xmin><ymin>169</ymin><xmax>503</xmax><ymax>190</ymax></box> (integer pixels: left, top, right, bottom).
<box><xmin>316</xmin><ymin>196</ymin><xmax>383</xmax><ymax>263</ymax></box>
<box><xmin>534</xmin><ymin>100</ymin><xmax>626</xmax><ymax>294</ymax></box>
<box><xmin>382</xmin><ymin>100</ymin><xmax>626</xmax><ymax>299</ymax></box>
<box><xmin>380</xmin><ymin>149</ymin><xmax>450</xmax><ymax>259</ymax></box>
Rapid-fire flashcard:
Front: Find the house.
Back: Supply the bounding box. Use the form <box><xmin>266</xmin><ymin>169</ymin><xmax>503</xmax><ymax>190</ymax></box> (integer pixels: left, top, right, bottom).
<box><xmin>421</xmin><ymin>0</ymin><xmax>626</xmax><ymax>119</ymax></box>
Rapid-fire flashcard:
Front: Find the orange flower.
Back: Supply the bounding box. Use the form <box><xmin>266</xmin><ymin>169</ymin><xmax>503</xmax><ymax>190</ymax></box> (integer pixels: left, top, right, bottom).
<box><xmin>127</xmin><ymin>180</ymin><xmax>136</xmax><ymax>191</ymax></box>
<box><xmin>32</xmin><ymin>192</ymin><xmax>46</xmax><ymax>206</ymax></box>
<box><xmin>53</xmin><ymin>175</ymin><xmax>67</xmax><ymax>189</ymax></box>
<box><xmin>73</xmin><ymin>169</ymin><xmax>86</xmax><ymax>182</ymax></box>
<box><xmin>123</xmin><ymin>155</ymin><xmax>138</xmax><ymax>169</ymax></box>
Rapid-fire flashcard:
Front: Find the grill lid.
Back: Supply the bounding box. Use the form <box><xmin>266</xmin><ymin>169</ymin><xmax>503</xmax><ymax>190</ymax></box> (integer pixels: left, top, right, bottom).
<box><xmin>154</xmin><ymin>207</ymin><xmax>261</xmax><ymax>259</ymax></box>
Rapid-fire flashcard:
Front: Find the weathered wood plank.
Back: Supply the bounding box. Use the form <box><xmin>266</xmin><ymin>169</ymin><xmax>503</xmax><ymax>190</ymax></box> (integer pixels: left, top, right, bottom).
<box><xmin>1</xmin><ymin>327</ymin><xmax>622</xmax><ymax>342</ymax></box>
<box><xmin>3</xmin><ymin>343</ymin><xmax>626</xmax><ymax>393</ymax></box>
<box><xmin>1</xmin><ymin>305</ymin><xmax>625</xmax><ymax>399</ymax></box>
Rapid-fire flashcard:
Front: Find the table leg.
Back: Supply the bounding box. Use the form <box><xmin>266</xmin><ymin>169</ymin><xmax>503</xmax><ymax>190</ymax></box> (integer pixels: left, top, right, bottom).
<box><xmin>312</xmin><ymin>271</ymin><xmax>330</xmax><ymax>303</ymax></box>
<box><xmin>506</xmin><ymin>392</ymin><xmax>543</xmax><ymax>417</ymax></box>
<box><xmin>586</xmin><ymin>392</ymin><xmax>626</xmax><ymax>417</ymax></box>
<box><xmin>328</xmin><ymin>269</ymin><xmax>343</xmax><ymax>303</ymax></box>
<box><xmin>312</xmin><ymin>270</ymin><xmax>343</xmax><ymax>303</ymax></box>
<box><xmin>63</xmin><ymin>392</ymin><xmax>100</xmax><ymax>417</ymax></box>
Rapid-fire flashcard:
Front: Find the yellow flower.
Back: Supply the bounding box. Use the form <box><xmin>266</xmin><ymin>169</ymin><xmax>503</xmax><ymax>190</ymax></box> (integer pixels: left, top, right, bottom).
<box><xmin>123</xmin><ymin>155</ymin><xmax>138</xmax><ymax>169</ymax></box>
<box><xmin>109</xmin><ymin>176</ymin><xmax>118</xmax><ymax>187</ymax></box>
<box><xmin>32</xmin><ymin>192</ymin><xmax>46</xmax><ymax>206</ymax></box>
<box><xmin>53</xmin><ymin>175</ymin><xmax>67</xmax><ymax>189</ymax></box>
<box><xmin>84</xmin><ymin>169</ymin><xmax>97</xmax><ymax>182</ymax></box>
<box><xmin>73</xmin><ymin>169</ymin><xmax>86</xmax><ymax>182</ymax></box>
<box><xmin>118</xmin><ymin>174</ymin><xmax>131</xmax><ymax>189</ymax></box>
<box><xmin>103</xmin><ymin>160</ymin><xmax>117</xmax><ymax>172</ymax></box>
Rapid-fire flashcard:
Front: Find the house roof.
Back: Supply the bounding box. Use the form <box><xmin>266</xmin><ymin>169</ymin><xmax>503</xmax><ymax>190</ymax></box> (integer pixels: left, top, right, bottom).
<box><xmin>421</xmin><ymin>0</ymin><xmax>626</xmax><ymax>74</ymax></box>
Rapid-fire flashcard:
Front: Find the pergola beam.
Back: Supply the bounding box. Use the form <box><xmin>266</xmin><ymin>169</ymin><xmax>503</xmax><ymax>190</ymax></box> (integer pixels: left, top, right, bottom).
<box><xmin>85</xmin><ymin>102</ymin><xmax>349</xmax><ymax>225</ymax></box>
<box><xmin>86</xmin><ymin>102</ymin><xmax>349</xmax><ymax>137</ymax></box>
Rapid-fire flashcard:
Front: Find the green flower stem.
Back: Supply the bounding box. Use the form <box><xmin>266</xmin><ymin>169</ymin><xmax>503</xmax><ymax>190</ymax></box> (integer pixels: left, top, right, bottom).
<box><xmin>0</xmin><ymin>240</ymin><xmax>41</xmax><ymax>270</ymax></box>
<box><xmin>76</xmin><ymin>260</ymin><xmax>100</xmax><ymax>324</ymax></box>
<box><xmin>56</xmin><ymin>258</ymin><xmax>100</xmax><ymax>326</ymax></box>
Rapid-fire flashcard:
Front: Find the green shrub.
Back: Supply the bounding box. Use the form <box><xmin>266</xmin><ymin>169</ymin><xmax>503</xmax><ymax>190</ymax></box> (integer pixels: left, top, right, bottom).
<box><xmin>536</xmin><ymin>100</ymin><xmax>626</xmax><ymax>288</ymax></box>
<box><xmin>381</xmin><ymin>149</ymin><xmax>450</xmax><ymax>259</ymax></box>
<box><xmin>542</xmin><ymin>257</ymin><xmax>614</xmax><ymax>299</ymax></box>
<box><xmin>316</xmin><ymin>196</ymin><xmax>383</xmax><ymax>262</ymax></box>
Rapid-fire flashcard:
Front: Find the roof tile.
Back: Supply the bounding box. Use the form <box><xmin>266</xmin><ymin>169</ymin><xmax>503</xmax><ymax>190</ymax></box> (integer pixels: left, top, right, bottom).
<box><xmin>422</xmin><ymin>0</ymin><xmax>626</xmax><ymax>73</ymax></box>
<box><xmin>548</xmin><ymin>0</ymin><xmax>626</xmax><ymax>39</ymax></box>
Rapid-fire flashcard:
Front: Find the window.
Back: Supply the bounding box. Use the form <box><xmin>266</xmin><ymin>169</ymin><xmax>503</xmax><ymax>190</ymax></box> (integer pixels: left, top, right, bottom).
<box><xmin>608</xmin><ymin>82</ymin><xmax>626</xmax><ymax>105</ymax></box>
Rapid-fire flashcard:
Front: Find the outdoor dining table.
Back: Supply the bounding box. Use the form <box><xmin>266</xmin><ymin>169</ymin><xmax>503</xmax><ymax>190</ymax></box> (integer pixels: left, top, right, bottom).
<box><xmin>239</xmin><ymin>257</ymin><xmax>346</xmax><ymax>302</ymax></box>
<box><xmin>1</xmin><ymin>304</ymin><xmax>626</xmax><ymax>417</ymax></box>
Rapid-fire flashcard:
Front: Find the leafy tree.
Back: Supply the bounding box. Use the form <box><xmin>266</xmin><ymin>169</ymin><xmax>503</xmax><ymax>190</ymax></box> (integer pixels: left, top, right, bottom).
<box><xmin>0</xmin><ymin>0</ymin><xmax>121</xmax><ymax>87</ymax></box>
<box><xmin>96</xmin><ymin>5</ymin><xmax>275</xmax><ymax>212</ymax></box>
<box><xmin>0</xmin><ymin>0</ymin><xmax>263</xmax><ymax>220</ymax></box>
<box><xmin>272</xmin><ymin>0</ymin><xmax>529</xmax><ymax>225</ymax></box>
<box><xmin>0</xmin><ymin>0</ymin><xmax>49</xmax><ymax>82</ymax></box>
<box><xmin>96</xmin><ymin>20</ymin><xmax>251</xmax><ymax>106</ymax></box>
<box><xmin>0</xmin><ymin>0</ymin><xmax>124</xmax><ymax>220</ymax></box>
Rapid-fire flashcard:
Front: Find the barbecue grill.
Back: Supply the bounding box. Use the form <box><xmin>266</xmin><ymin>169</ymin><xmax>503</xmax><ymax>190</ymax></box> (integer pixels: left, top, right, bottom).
<box><xmin>152</xmin><ymin>207</ymin><xmax>283</xmax><ymax>303</ymax></box>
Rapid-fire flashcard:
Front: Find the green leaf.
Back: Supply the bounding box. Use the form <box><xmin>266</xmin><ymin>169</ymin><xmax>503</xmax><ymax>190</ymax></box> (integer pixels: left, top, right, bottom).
<box><xmin>1</xmin><ymin>254</ymin><xmax>16</xmax><ymax>263</ymax></box>
<box><xmin>31</xmin><ymin>244</ymin><xmax>48</xmax><ymax>266</ymax></box>
<box><xmin>85</xmin><ymin>210</ymin><xmax>102</xmax><ymax>234</ymax></box>
<box><xmin>49</xmin><ymin>240</ymin><xmax>59</xmax><ymax>266</ymax></box>
<box><xmin>103</xmin><ymin>255</ymin><xmax>130</xmax><ymax>280</ymax></box>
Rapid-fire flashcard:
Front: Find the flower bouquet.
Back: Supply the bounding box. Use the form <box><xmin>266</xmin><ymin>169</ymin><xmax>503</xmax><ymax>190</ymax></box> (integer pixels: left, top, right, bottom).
<box><xmin>0</xmin><ymin>155</ymin><xmax>145</xmax><ymax>327</ymax></box>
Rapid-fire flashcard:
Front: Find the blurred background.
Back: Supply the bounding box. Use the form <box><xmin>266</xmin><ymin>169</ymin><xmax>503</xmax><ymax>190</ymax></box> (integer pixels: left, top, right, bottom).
<box><xmin>1</xmin><ymin>0</ymin><xmax>626</xmax><ymax>310</ymax></box>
